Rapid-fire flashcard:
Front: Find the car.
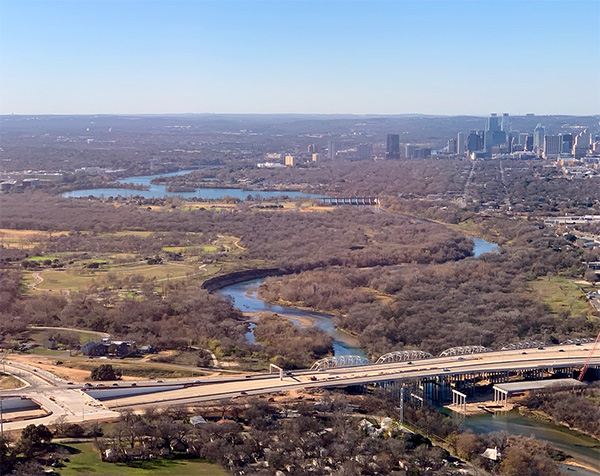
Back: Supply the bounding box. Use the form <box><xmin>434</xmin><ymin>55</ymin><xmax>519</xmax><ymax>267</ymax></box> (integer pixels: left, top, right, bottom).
<box><xmin>576</xmin><ymin>342</ymin><xmax>581</xmax><ymax>346</ymax></box>
<box><xmin>84</xmin><ymin>383</ymin><xmax>92</xmax><ymax>387</ymax></box>
<box><xmin>194</xmin><ymin>380</ymin><xmax>202</xmax><ymax>384</ymax></box>
<box><xmin>67</xmin><ymin>382</ymin><xmax>73</xmax><ymax>385</ymax></box>
<box><xmin>112</xmin><ymin>383</ymin><xmax>119</xmax><ymax>386</ymax></box>
<box><xmin>457</xmin><ymin>357</ymin><xmax>465</xmax><ymax>361</ymax></box>
<box><xmin>522</xmin><ymin>351</ymin><xmax>527</xmax><ymax>355</ymax></box>
<box><xmin>406</xmin><ymin>361</ymin><xmax>413</xmax><ymax>365</ymax></box>
<box><xmin>537</xmin><ymin>346</ymin><xmax>544</xmax><ymax>350</ymax></box>
<box><xmin>245</xmin><ymin>375</ymin><xmax>252</xmax><ymax>378</ymax></box>
<box><xmin>285</xmin><ymin>371</ymin><xmax>293</xmax><ymax>376</ymax></box>
<box><xmin>131</xmin><ymin>383</ymin><xmax>137</xmax><ymax>386</ymax></box>
<box><xmin>156</xmin><ymin>380</ymin><xmax>164</xmax><ymax>383</ymax></box>
<box><xmin>96</xmin><ymin>383</ymin><xmax>105</xmax><ymax>387</ymax></box>
<box><xmin>310</xmin><ymin>376</ymin><xmax>317</xmax><ymax>381</ymax></box>
<box><xmin>240</xmin><ymin>391</ymin><xmax>248</xmax><ymax>395</ymax></box>
<box><xmin>443</xmin><ymin>368</ymin><xmax>450</xmax><ymax>372</ymax></box>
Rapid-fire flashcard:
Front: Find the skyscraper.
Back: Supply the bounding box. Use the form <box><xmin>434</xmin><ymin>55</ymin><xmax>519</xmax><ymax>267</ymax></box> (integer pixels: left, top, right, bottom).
<box><xmin>559</xmin><ymin>133</ymin><xmax>573</xmax><ymax>154</ymax></box>
<box><xmin>357</xmin><ymin>144</ymin><xmax>372</xmax><ymax>160</ymax></box>
<box><xmin>533</xmin><ymin>123</ymin><xmax>545</xmax><ymax>151</ymax></box>
<box><xmin>542</xmin><ymin>135</ymin><xmax>560</xmax><ymax>159</ymax></box>
<box><xmin>487</xmin><ymin>113</ymin><xmax>500</xmax><ymax>132</ymax></box>
<box><xmin>501</xmin><ymin>113</ymin><xmax>511</xmax><ymax>132</ymax></box>
<box><xmin>447</xmin><ymin>138</ymin><xmax>457</xmax><ymax>154</ymax></box>
<box><xmin>457</xmin><ymin>132</ymin><xmax>465</xmax><ymax>155</ymax></box>
<box><xmin>573</xmin><ymin>129</ymin><xmax>590</xmax><ymax>159</ymax></box>
<box><xmin>328</xmin><ymin>139</ymin><xmax>336</xmax><ymax>161</ymax></box>
<box><xmin>386</xmin><ymin>134</ymin><xmax>400</xmax><ymax>159</ymax></box>
<box><xmin>466</xmin><ymin>131</ymin><xmax>481</xmax><ymax>153</ymax></box>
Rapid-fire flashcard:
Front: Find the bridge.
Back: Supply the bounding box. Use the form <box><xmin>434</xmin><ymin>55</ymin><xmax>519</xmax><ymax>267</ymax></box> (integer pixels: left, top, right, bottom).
<box><xmin>1</xmin><ymin>343</ymin><xmax>598</xmax><ymax>431</ymax></box>
<box><xmin>319</xmin><ymin>197</ymin><xmax>379</xmax><ymax>206</ymax></box>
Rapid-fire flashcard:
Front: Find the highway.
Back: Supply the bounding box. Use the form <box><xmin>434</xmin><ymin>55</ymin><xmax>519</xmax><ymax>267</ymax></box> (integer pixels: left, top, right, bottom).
<box><xmin>1</xmin><ymin>343</ymin><xmax>598</xmax><ymax>431</ymax></box>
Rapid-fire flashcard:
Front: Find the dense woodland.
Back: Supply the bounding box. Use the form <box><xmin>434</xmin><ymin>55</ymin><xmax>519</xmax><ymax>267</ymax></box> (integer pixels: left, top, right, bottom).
<box><xmin>520</xmin><ymin>384</ymin><xmax>600</xmax><ymax>439</ymax></box>
<box><xmin>259</xmin><ymin>217</ymin><xmax>597</xmax><ymax>355</ymax></box>
<box><xmin>0</xmin><ymin>193</ymin><xmax>472</xmax><ymax>271</ymax></box>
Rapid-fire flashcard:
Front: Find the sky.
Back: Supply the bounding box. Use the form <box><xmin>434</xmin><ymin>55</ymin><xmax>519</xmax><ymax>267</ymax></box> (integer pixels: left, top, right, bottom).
<box><xmin>0</xmin><ymin>0</ymin><xmax>599</xmax><ymax>116</ymax></box>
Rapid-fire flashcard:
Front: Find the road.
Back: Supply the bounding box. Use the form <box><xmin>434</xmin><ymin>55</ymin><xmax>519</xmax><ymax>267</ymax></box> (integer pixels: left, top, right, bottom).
<box><xmin>1</xmin><ymin>343</ymin><xmax>598</xmax><ymax>431</ymax></box>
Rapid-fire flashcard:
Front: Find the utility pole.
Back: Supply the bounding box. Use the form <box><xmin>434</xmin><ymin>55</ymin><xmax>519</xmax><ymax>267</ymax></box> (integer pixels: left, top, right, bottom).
<box><xmin>399</xmin><ymin>386</ymin><xmax>404</xmax><ymax>425</ymax></box>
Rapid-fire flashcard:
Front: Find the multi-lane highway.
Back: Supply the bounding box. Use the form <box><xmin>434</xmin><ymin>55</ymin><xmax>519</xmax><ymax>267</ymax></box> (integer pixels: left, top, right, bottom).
<box><xmin>1</xmin><ymin>343</ymin><xmax>598</xmax><ymax>431</ymax></box>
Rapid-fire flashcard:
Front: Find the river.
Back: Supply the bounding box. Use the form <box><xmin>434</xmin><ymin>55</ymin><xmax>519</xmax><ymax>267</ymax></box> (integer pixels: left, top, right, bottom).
<box><xmin>465</xmin><ymin>412</ymin><xmax>599</xmax><ymax>475</ymax></box>
<box><xmin>219</xmin><ymin>236</ymin><xmax>499</xmax><ymax>357</ymax></box>
<box><xmin>62</xmin><ymin>169</ymin><xmax>317</xmax><ymax>200</ymax></box>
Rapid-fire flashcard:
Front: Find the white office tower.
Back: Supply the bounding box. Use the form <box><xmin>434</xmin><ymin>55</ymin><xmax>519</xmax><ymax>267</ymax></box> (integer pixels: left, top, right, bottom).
<box><xmin>457</xmin><ymin>132</ymin><xmax>465</xmax><ymax>155</ymax></box>
<box><xmin>573</xmin><ymin>129</ymin><xmax>590</xmax><ymax>159</ymax></box>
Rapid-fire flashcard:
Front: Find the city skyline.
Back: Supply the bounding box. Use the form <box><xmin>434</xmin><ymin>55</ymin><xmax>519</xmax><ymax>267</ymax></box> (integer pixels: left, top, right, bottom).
<box><xmin>0</xmin><ymin>0</ymin><xmax>599</xmax><ymax>115</ymax></box>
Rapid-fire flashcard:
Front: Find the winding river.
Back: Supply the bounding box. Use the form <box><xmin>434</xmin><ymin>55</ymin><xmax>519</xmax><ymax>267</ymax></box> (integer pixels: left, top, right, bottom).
<box><xmin>219</xmin><ymin>236</ymin><xmax>498</xmax><ymax>357</ymax></box>
<box><xmin>219</xmin><ymin>238</ymin><xmax>599</xmax><ymax>474</ymax></box>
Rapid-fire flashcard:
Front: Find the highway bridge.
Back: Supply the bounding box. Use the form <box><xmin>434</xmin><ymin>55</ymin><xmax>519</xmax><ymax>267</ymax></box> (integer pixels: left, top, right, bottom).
<box><xmin>2</xmin><ymin>343</ymin><xmax>598</xmax><ymax>431</ymax></box>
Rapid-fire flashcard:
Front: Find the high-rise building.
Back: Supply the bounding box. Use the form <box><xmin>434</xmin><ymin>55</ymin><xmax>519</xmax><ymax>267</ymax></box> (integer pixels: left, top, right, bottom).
<box><xmin>487</xmin><ymin>113</ymin><xmax>501</xmax><ymax>132</ymax></box>
<box><xmin>357</xmin><ymin>143</ymin><xmax>372</xmax><ymax>160</ymax></box>
<box><xmin>543</xmin><ymin>135</ymin><xmax>561</xmax><ymax>159</ymax></box>
<box><xmin>405</xmin><ymin>144</ymin><xmax>418</xmax><ymax>159</ymax></box>
<box><xmin>457</xmin><ymin>132</ymin><xmax>465</xmax><ymax>155</ymax></box>
<box><xmin>533</xmin><ymin>123</ymin><xmax>545</xmax><ymax>151</ymax></box>
<box><xmin>307</xmin><ymin>144</ymin><xmax>317</xmax><ymax>154</ymax></box>
<box><xmin>328</xmin><ymin>139</ymin><xmax>336</xmax><ymax>161</ymax></box>
<box><xmin>312</xmin><ymin>153</ymin><xmax>322</xmax><ymax>163</ymax></box>
<box><xmin>519</xmin><ymin>133</ymin><xmax>529</xmax><ymax>145</ymax></box>
<box><xmin>525</xmin><ymin>135</ymin><xmax>534</xmax><ymax>152</ymax></box>
<box><xmin>559</xmin><ymin>133</ymin><xmax>573</xmax><ymax>154</ymax></box>
<box><xmin>573</xmin><ymin>129</ymin><xmax>590</xmax><ymax>159</ymax></box>
<box><xmin>447</xmin><ymin>138</ymin><xmax>457</xmax><ymax>154</ymax></box>
<box><xmin>386</xmin><ymin>134</ymin><xmax>400</xmax><ymax>159</ymax></box>
<box><xmin>501</xmin><ymin>113</ymin><xmax>511</xmax><ymax>132</ymax></box>
<box><xmin>466</xmin><ymin>131</ymin><xmax>481</xmax><ymax>153</ymax></box>
<box><xmin>285</xmin><ymin>155</ymin><xmax>295</xmax><ymax>167</ymax></box>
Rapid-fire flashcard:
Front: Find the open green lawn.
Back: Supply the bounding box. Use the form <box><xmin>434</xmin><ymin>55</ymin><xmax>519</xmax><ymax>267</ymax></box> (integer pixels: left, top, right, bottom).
<box><xmin>57</xmin><ymin>443</ymin><xmax>227</xmax><ymax>476</ymax></box>
<box><xmin>31</xmin><ymin>262</ymin><xmax>200</xmax><ymax>292</ymax></box>
<box><xmin>529</xmin><ymin>276</ymin><xmax>592</xmax><ymax>317</ymax></box>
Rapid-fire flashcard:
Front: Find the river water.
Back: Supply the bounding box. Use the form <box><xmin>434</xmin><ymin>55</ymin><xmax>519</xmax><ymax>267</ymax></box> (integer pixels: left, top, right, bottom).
<box><xmin>465</xmin><ymin>412</ymin><xmax>599</xmax><ymax>475</ymax></box>
<box><xmin>219</xmin><ymin>236</ymin><xmax>498</xmax><ymax>357</ymax></box>
<box><xmin>62</xmin><ymin>170</ymin><xmax>317</xmax><ymax>200</ymax></box>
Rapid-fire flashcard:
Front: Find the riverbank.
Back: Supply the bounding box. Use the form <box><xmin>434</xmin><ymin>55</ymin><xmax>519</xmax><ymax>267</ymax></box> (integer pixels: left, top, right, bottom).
<box><xmin>517</xmin><ymin>405</ymin><xmax>600</xmax><ymax>443</ymax></box>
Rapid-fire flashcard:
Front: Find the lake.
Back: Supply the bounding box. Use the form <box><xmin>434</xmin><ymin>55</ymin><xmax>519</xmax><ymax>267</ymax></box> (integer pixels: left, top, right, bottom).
<box><xmin>63</xmin><ymin>170</ymin><xmax>318</xmax><ymax>200</ymax></box>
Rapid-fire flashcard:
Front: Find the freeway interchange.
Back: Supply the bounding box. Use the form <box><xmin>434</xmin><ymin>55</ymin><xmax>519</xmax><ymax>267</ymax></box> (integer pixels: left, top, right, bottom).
<box><xmin>1</xmin><ymin>343</ymin><xmax>598</xmax><ymax>432</ymax></box>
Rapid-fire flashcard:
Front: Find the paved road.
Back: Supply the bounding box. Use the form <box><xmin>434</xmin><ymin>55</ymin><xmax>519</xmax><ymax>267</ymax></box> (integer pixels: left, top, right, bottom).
<box><xmin>1</xmin><ymin>344</ymin><xmax>597</xmax><ymax>431</ymax></box>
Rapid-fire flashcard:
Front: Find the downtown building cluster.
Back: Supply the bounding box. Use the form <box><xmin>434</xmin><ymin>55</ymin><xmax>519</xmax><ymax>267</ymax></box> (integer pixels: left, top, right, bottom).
<box><xmin>449</xmin><ymin>113</ymin><xmax>599</xmax><ymax>162</ymax></box>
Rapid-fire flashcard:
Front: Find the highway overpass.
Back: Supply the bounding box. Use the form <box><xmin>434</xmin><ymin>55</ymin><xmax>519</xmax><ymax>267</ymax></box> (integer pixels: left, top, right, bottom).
<box><xmin>2</xmin><ymin>343</ymin><xmax>598</xmax><ymax>432</ymax></box>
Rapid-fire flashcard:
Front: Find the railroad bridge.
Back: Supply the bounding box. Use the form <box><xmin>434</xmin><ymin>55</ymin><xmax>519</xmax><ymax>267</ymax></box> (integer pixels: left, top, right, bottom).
<box><xmin>319</xmin><ymin>197</ymin><xmax>379</xmax><ymax>206</ymax></box>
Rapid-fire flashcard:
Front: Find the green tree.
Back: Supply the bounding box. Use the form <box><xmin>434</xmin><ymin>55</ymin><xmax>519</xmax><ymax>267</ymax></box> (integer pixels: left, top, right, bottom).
<box><xmin>90</xmin><ymin>364</ymin><xmax>120</xmax><ymax>381</ymax></box>
<box><xmin>17</xmin><ymin>424</ymin><xmax>52</xmax><ymax>457</ymax></box>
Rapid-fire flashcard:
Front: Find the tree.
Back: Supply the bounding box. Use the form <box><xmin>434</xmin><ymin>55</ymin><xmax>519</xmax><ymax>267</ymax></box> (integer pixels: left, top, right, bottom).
<box><xmin>17</xmin><ymin>424</ymin><xmax>52</xmax><ymax>457</ymax></box>
<box><xmin>90</xmin><ymin>364</ymin><xmax>120</xmax><ymax>381</ymax></box>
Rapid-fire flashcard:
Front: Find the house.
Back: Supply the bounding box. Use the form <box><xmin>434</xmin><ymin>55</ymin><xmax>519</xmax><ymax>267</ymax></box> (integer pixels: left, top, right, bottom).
<box><xmin>81</xmin><ymin>341</ymin><xmax>107</xmax><ymax>357</ymax></box>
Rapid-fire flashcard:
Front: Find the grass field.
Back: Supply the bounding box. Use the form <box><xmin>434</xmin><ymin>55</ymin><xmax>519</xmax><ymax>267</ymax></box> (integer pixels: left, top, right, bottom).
<box><xmin>57</xmin><ymin>443</ymin><xmax>227</xmax><ymax>476</ymax></box>
<box><xmin>529</xmin><ymin>276</ymin><xmax>592</xmax><ymax>317</ymax></box>
<box><xmin>31</xmin><ymin>262</ymin><xmax>201</xmax><ymax>292</ymax></box>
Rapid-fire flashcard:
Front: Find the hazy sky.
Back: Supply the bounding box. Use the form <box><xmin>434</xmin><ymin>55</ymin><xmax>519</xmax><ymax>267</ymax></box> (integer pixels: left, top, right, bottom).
<box><xmin>1</xmin><ymin>0</ymin><xmax>599</xmax><ymax>115</ymax></box>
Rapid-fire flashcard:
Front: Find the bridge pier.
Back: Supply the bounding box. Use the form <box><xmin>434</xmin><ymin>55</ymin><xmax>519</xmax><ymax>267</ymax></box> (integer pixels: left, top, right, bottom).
<box><xmin>451</xmin><ymin>389</ymin><xmax>467</xmax><ymax>414</ymax></box>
